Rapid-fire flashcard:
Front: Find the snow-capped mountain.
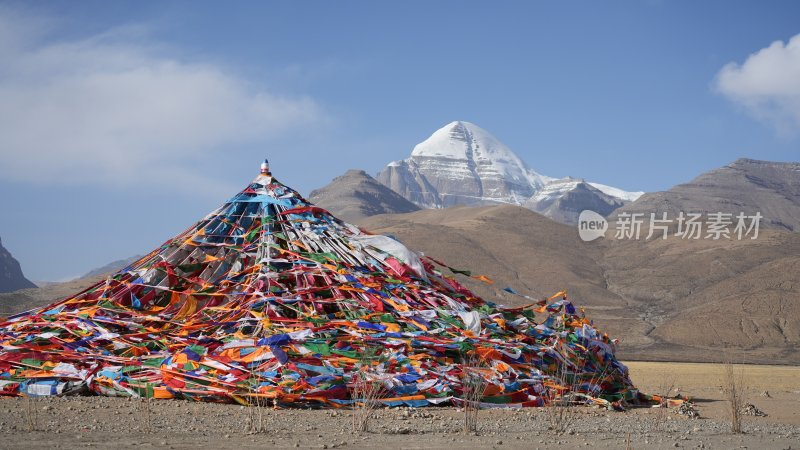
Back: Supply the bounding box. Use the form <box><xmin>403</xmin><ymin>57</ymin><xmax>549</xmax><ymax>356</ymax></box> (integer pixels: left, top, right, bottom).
<box><xmin>376</xmin><ymin>121</ymin><xmax>643</xmax><ymax>223</ymax></box>
<box><xmin>585</xmin><ymin>182</ymin><xmax>643</xmax><ymax>202</ymax></box>
<box><xmin>524</xmin><ymin>177</ymin><xmax>627</xmax><ymax>225</ymax></box>
<box><xmin>377</xmin><ymin>121</ymin><xmax>551</xmax><ymax>208</ymax></box>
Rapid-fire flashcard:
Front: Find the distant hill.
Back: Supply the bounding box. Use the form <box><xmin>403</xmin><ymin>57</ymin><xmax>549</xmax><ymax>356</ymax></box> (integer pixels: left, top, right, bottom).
<box><xmin>0</xmin><ymin>254</ymin><xmax>141</xmax><ymax>317</ymax></box>
<box><xmin>614</xmin><ymin>158</ymin><xmax>800</xmax><ymax>231</ymax></box>
<box><xmin>0</xmin><ymin>236</ymin><xmax>36</xmax><ymax>293</ymax></box>
<box><xmin>82</xmin><ymin>255</ymin><xmax>142</xmax><ymax>278</ymax></box>
<box><xmin>524</xmin><ymin>177</ymin><xmax>626</xmax><ymax>225</ymax></box>
<box><xmin>308</xmin><ymin>169</ymin><xmax>420</xmax><ymax>223</ymax></box>
<box><xmin>0</xmin><ymin>274</ymin><xmax>104</xmax><ymax>317</ymax></box>
<box><xmin>359</xmin><ymin>205</ymin><xmax>618</xmax><ymax>310</ymax></box>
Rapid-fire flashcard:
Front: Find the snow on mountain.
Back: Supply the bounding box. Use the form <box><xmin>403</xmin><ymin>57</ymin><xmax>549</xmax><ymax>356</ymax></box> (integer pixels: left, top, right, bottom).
<box><xmin>528</xmin><ymin>177</ymin><xmax>586</xmax><ymax>204</ymax></box>
<box><xmin>409</xmin><ymin>120</ymin><xmax>551</xmax><ymax>190</ymax></box>
<box><xmin>376</xmin><ymin>121</ymin><xmax>642</xmax><ymax>224</ymax></box>
<box><xmin>587</xmin><ymin>182</ymin><xmax>643</xmax><ymax>202</ymax></box>
<box><xmin>525</xmin><ymin>177</ymin><xmax>627</xmax><ymax>225</ymax></box>
<box><xmin>377</xmin><ymin>121</ymin><xmax>550</xmax><ymax>208</ymax></box>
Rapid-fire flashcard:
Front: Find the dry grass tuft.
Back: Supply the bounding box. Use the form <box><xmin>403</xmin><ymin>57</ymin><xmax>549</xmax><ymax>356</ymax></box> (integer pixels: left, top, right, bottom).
<box><xmin>351</xmin><ymin>368</ymin><xmax>386</xmax><ymax>434</ymax></box>
<box><xmin>653</xmin><ymin>374</ymin><xmax>677</xmax><ymax>431</ymax></box>
<box><xmin>543</xmin><ymin>361</ymin><xmax>612</xmax><ymax>434</ymax></box>
<box><xmin>246</xmin><ymin>393</ymin><xmax>270</xmax><ymax>433</ymax></box>
<box><xmin>542</xmin><ymin>362</ymin><xmax>581</xmax><ymax>434</ymax></box>
<box><xmin>25</xmin><ymin>395</ymin><xmax>39</xmax><ymax>432</ymax></box>
<box><xmin>139</xmin><ymin>397</ymin><xmax>153</xmax><ymax>432</ymax></box>
<box><xmin>245</xmin><ymin>369</ymin><xmax>270</xmax><ymax>434</ymax></box>
<box><xmin>461</xmin><ymin>353</ymin><xmax>488</xmax><ymax>434</ymax></box>
<box><xmin>624</xmin><ymin>431</ymin><xmax>633</xmax><ymax>450</ymax></box>
<box><xmin>723</xmin><ymin>360</ymin><xmax>745</xmax><ymax>434</ymax></box>
<box><xmin>706</xmin><ymin>322</ymin><xmax>747</xmax><ymax>434</ymax></box>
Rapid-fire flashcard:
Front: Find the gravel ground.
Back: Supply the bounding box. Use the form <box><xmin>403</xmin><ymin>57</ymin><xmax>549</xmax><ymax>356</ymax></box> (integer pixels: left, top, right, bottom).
<box><xmin>1</xmin><ymin>396</ymin><xmax>798</xmax><ymax>449</ymax></box>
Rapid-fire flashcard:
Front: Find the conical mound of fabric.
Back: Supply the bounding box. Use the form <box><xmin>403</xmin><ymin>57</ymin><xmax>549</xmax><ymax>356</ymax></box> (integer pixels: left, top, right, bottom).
<box><xmin>0</xmin><ymin>165</ymin><xmax>642</xmax><ymax>408</ymax></box>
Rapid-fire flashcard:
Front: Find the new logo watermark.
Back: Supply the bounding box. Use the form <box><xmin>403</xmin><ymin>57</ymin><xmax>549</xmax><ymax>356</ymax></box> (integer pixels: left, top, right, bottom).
<box><xmin>578</xmin><ymin>210</ymin><xmax>608</xmax><ymax>242</ymax></box>
<box><xmin>578</xmin><ymin>210</ymin><xmax>762</xmax><ymax>242</ymax></box>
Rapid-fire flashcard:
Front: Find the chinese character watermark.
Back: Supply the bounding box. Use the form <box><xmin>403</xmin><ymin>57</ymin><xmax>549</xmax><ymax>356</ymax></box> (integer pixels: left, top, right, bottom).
<box><xmin>578</xmin><ymin>210</ymin><xmax>762</xmax><ymax>242</ymax></box>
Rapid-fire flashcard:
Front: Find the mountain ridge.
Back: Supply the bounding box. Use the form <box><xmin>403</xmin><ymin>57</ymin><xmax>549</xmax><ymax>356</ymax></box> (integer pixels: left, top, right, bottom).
<box><xmin>614</xmin><ymin>157</ymin><xmax>800</xmax><ymax>231</ymax></box>
<box><xmin>524</xmin><ymin>177</ymin><xmax>626</xmax><ymax>225</ymax></box>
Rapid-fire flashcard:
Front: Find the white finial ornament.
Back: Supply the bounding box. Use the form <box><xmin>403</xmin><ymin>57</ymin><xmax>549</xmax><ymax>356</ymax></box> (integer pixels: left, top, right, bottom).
<box><xmin>260</xmin><ymin>159</ymin><xmax>270</xmax><ymax>175</ymax></box>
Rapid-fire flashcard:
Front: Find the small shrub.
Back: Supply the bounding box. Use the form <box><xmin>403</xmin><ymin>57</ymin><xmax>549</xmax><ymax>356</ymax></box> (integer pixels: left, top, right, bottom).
<box><xmin>461</xmin><ymin>354</ymin><xmax>488</xmax><ymax>434</ymax></box>
<box><xmin>653</xmin><ymin>374</ymin><xmax>677</xmax><ymax>432</ymax></box>
<box><xmin>25</xmin><ymin>395</ymin><xmax>39</xmax><ymax>432</ymax></box>
<box><xmin>723</xmin><ymin>361</ymin><xmax>745</xmax><ymax>434</ymax></box>
<box><xmin>246</xmin><ymin>369</ymin><xmax>269</xmax><ymax>434</ymax></box>
<box><xmin>544</xmin><ymin>361</ymin><xmax>611</xmax><ymax>434</ymax></box>
<box><xmin>351</xmin><ymin>368</ymin><xmax>386</xmax><ymax>434</ymax></box>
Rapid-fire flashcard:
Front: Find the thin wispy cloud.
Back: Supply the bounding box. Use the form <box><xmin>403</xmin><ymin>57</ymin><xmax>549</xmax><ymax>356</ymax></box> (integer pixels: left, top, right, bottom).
<box><xmin>0</xmin><ymin>7</ymin><xmax>325</xmax><ymax>195</ymax></box>
<box><xmin>715</xmin><ymin>33</ymin><xmax>800</xmax><ymax>135</ymax></box>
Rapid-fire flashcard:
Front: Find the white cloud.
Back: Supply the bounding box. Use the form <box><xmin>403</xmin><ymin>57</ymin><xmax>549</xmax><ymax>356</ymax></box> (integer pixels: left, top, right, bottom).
<box><xmin>0</xmin><ymin>8</ymin><xmax>325</xmax><ymax>192</ymax></box>
<box><xmin>714</xmin><ymin>33</ymin><xmax>800</xmax><ymax>134</ymax></box>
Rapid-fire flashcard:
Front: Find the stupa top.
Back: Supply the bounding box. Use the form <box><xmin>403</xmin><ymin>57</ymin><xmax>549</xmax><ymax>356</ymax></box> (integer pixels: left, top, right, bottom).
<box><xmin>254</xmin><ymin>158</ymin><xmax>273</xmax><ymax>184</ymax></box>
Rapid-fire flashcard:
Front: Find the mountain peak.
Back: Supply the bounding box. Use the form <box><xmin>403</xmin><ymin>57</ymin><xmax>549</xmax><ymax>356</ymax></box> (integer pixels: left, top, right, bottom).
<box><xmin>309</xmin><ymin>169</ymin><xmax>419</xmax><ymax>223</ymax></box>
<box><xmin>377</xmin><ymin>121</ymin><xmax>641</xmax><ymax>218</ymax></box>
<box><xmin>380</xmin><ymin>121</ymin><xmax>550</xmax><ymax>208</ymax></box>
<box><xmin>410</xmin><ymin>121</ymin><xmax>528</xmax><ymax>168</ymax></box>
<box><xmin>342</xmin><ymin>169</ymin><xmax>368</xmax><ymax>177</ymax></box>
<box><xmin>525</xmin><ymin>178</ymin><xmax>625</xmax><ymax>225</ymax></box>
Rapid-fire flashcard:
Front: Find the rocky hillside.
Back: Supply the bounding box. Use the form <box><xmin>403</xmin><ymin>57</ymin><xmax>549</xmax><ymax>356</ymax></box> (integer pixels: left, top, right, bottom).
<box><xmin>524</xmin><ymin>177</ymin><xmax>626</xmax><ymax>225</ymax></box>
<box><xmin>0</xmin><ymin>236</ymin><xmax>36</xmax><ymax>293</ymax></box>
<box><xmin>308</xmin><ymin>169</ymin><xmax>420</xmax><ymax>223</ymax></box>
<box><xmin>615</xmin><ymin>158</ymin><xmax>800</xmax><ymax>231</ymax></box>
<box><xmin>82</xmin><ymin>255</ymin><xmax>143</xmax><ymax>278</ymax></box>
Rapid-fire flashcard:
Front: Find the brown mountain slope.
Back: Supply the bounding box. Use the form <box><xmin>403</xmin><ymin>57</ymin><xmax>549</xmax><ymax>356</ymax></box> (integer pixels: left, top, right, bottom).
<box><xmin>358</xmin><ymin>206</ymin><xmax>800</xmax><ymax>364</ymax></box>
<box><xmin>360</xmin><ymin>205</ymin><xmax>617</xmax><ymax>304</ymax></box>
<box><xmin>308</xmin><ymin>169</ymin><xmax>420</xmax><ymax>223</ymax></box>
<box><xmin>0</xmin><ymin>255</ymin><xmax>145</xmax><ymax>317</ymax></box>
<box><xmin>0</xmin><ymin>274</ymin><xmax>104</xmax><ymax>317</ymax></box>
<box><xmin>613</xmin><ymin>158</ymin><xmax>800</xmax><ymax>231</ymax></box>
<box><xmin>599</xmin><ymin>230</ymin><xmax>800</xmax><ymax>362</ymax></box>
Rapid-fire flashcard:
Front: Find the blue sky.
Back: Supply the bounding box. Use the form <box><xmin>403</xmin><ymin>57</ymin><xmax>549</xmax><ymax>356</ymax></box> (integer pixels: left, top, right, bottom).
<box><xmin>1</xmin><ymin>0</ymin><xmax>799</xmax><ymax>281</ymax></box>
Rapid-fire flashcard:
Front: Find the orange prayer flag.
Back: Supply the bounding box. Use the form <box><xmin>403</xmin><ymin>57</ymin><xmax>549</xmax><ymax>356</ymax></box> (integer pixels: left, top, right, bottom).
<box><xmin>471</xmin><ymin>274</ymin><xmax>494</xmax><ymax>285</ymax></box>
